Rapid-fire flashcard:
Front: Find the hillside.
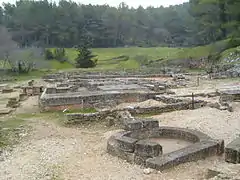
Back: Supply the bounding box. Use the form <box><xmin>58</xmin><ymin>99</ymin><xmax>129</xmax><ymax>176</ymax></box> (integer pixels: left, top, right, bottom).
<box><xmin>0</xmin><ymin>40</ymin><xmax>239</xmax><ymax>82</ymax></box>
<box><xmin>49</xmin><ymin>40</ymin><xmax>239</xmax><ymax>71</ymax></box>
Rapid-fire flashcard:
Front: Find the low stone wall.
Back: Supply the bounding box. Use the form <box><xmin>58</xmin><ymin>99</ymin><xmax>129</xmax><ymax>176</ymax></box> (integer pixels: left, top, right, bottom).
<box><xmin>107</xmin><ymin>120</ymin><xmax>224</xmax><ymax>171</ymax></box>
<box><xmin>146</xmin><ymin>140</ymin><xmax>223</xmax><ymax>171</ymax></box>
<box><xmin>64</xmin><ymin>100</ymin><xmax>206</xmax><ymax>124</ymax></box>
<box><xmin>42</xmin><ymin>72</ymin><xmax>173</xmax><ymax>82</ymax></box>
<box><xmin>67</xmin><ymin>74</ymin><xmax>172</xmax><ymax>80</ymax></box>
<box><xmin>22</xmin><ymin>86</ymin><xmax>44</xmax><ymax>96</ymax></box>
<box><xmin>2</xmin><ymin>88</ymin><xmax>14</xmax><ymax>93</ymax></box>
<box><xmin>154</xmin><ymin>95</ymin><xmax>184</xmax><ymax>104</ymax></box>
<box><xmin>65</xmin><ymin>110</ymin><xmax>112</xmax><ymax>124</ymax></box>
<box><xmin>225</xmin><ymin>137</ymin><xmax>240</xmax><ymax>164</ymax></box>
<box><xmin>211</xmin><ymin>69</ymin><xmax>240</xmax><ymax>79</ymax></box>
<box><xmin>39</xmin><ymin>89</ymin><xmax>158</xmax><ymax>111</ymax></box>
<box><xmin>127</xmin><ymin>100</ymin><xmax>206</xmax><ymax>116</ymax></box>
<box><xmin>219</xmin><ymin>89</ymin><xmax>240</xmax><ymax>103</ymax></box>
<box><xmin>65</xmin><ymin>110</ymin><xmax>136</xmax><ymax>126</ymax></box>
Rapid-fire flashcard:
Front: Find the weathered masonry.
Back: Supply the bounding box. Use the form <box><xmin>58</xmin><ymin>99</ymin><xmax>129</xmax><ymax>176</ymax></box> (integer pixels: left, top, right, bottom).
<box><xmin>225</xmin><ymin>137</ymin><xmax>240</xmax><ymax>164</ymax></box>
<box><xmin>39</xmin><ymin>88</ymin><xmax>158</xmax><ymax>111</ymax></box>
<box><xmin>107</xmin><ymin>119</ymin><xmax>224</xmax><ymax>171</ymax></box>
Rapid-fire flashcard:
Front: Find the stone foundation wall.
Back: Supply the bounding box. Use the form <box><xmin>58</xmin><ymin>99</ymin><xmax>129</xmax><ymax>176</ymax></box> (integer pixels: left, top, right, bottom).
<box><xmin>64</xmin><ymin>100</ymin><xmax>206</xmax><ymax>124</ymax></box>
<box><xmin>127</xmin><ymin>101</ymin><xmax>206</xmax><ymax>116</ymax></box>
<box><xmin>65</xmin><ymin>110</ymin><xmax>134</xmax><ymax>125</ymax></box>
<box><xmin>42</xmin><ymin>72</ymin><xmax>173</xmax><ymax>82</ymax></box>
<box><xmin>39</xmin><ymin>89</ymin><xmax>158</xmax><ymax>111</ymax></box>
<box><xmin>219</xmin><ymin>89</ymin><xmax>240</xmax><ymax>103</ymax></box>
<box><xmin>22</xmin><ymin>86</ymin><xmax>44</xmax><ymax>96</ymax></box>
<box><xmin>107</xmin><ymin>120</ymin><xmax>224</xmax><ymax>171</ymax></box>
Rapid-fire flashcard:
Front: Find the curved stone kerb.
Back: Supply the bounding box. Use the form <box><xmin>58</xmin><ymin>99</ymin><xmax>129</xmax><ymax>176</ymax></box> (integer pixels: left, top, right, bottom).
<box><xmin>146</xmin><ymin>140</ymin><xmax>224</xmax><ymax>171</ymax></box>
<box><xmin>126</xmin><ymin>126</ymin><xmax>212</xmax><ymax>143</ymax></box>
<box><xmin>107</xmin><ymin>126</ymin><xmax>224</xmax><ymax>170</ymax></box>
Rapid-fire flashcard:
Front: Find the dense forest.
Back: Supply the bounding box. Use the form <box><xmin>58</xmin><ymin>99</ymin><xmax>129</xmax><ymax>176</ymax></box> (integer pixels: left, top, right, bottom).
<box><xmin>0</xmin><ymin>0</ymin><xmax>239</xmax><ymax>48</ymax></box>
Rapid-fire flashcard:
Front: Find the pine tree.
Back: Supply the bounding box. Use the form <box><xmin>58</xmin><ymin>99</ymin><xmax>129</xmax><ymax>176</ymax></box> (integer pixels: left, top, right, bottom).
<box><xmin>75</xmin><ymin>45</ymin><xmax>97</xmax><ymax>68</ymax></box>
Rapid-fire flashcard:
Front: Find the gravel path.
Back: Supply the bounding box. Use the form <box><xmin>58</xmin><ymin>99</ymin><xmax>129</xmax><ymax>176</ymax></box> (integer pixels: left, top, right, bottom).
<box><xmin>152</xmin><ymin>105</ymin><xmax>240</xmax><ymax>144</ymax></box>
<box><xmin>0</xmin><ymin>118</ymin><xmax>227</xmax><ymax>180</ymax></box>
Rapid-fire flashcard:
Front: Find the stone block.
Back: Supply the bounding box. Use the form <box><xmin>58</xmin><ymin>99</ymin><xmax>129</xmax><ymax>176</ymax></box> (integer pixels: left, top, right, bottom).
<box><xmin>19</xmin><ymin>93</ymin><xmax>28</xmax><ymax>101</ymax></box>
<box><xmin>0</xmin><ymin>108</ymin><xmax>12</xmax><ymax>115</ymax></box>
<box><xmin>206</xmin><ymin>169</ymin><xmax>221</xmax><ymax>179</ymax></box>
<box><xmin>225</xmin><ymin>137</ymin><xmax>240</xmax><ymax>164</ymax></box>
<box><xmin>45</xmin><ymin>87</ymin><xmax>56</xmax><ymax>94</ymax></box>
<box><xmin>141</xmin><ymin>119</ymin><xmax>159</xmax><ymax>129</ymax></box>
<box><xmin>107</xmin><ymin>136</ymin><xmax>135</xmax><ymax>162</ymax></box>
<box><xmin>28</xmin><ymin>80</ymin><xmax>34</xmax><ymax>86</ymax></box>
<box><xmin>2</xmin><ymin>88</ymin><xmax>13</xmax><ymax>93</ymax></box>
<box><xmin>135</xmin><ymin>140</ymin><xmax>162</xmax><ymax>157</ymax></box>
<box><xmin>115</xmin><ymin>136</ymin><xmax>138</xmax><ymax>153</ymax></box>
<box><xmin>124</xmin><ymin>120</ymin><xmax>142</xmax><ymax>131</ymax></box>
<box><xmin>225</xmin><ymin>148</ymin><xmax>239</xmax><ymax>164</ymax></box>
<box><xmin>216</xmin><ymin>139</ymin><xmax>225</xmax><ymax>155</ymax></box>
<box><xmin>146</xmin><ymin>140</ymin><xmax>221</xmax><ymax>171</ymax></box>
<box><xmin>134</xmin><ymin>154</ymin><xmax>148</xmax><ymax>165</ymax></box>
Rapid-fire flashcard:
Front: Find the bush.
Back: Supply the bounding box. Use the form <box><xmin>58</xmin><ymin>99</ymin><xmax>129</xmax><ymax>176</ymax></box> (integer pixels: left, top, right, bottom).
<box><xmin>11</xmin><ymin>60</ymin><xmax>34</xmax><ymax>74</ymax></box>
<box><xmin>53</xmin><ymin>48</ymin><xmax>67</xmax><ymax>62</ymax></box>
<box><xmin>44</xmin><ymin>49</ymin><xmax>54</xmax><ymax>60</ymax></box>
<box><xmin>227</xmin><ymin>37</ymin><xmax>240</xmax><ymax>49</ymax></box>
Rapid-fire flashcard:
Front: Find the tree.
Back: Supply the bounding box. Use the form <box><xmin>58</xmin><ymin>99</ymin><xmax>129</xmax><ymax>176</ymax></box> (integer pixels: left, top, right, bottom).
<box><xmin>0</xmin><ymin>0</ymin><xmax>239</xmax><ymax>48</ymax></box>
<box><xmin>0</xmin><ymin>26</ymin><xmax>18</xmax><ymax>68</ymax></box>
<box><xmin>75</xmin><ymin>45</ymin><xmax>97</xmax><ymax>68</ymax></box>
<box><xmin>189</xmin><ymin>0</ymin><xmax>240</xmax><ymax>44</ymax></box>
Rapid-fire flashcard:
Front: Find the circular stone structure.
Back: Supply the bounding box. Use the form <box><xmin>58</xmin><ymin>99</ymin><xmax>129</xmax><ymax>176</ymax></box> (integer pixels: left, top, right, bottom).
<box><xmin>107</xmin><ymin>119</ymin><xmax>224</xmax><ymax>171</ymax></box>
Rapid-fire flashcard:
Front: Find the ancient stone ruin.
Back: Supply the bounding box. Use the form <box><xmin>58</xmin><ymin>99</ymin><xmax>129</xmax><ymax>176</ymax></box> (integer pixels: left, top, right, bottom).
<box><xmin>225</xmin><ymin>136</ymin><xmax>240</xmax><ymax>164</ymax></box>
<box><xmin>39</xmin><ymin>73</ymin><xmax>175</xmax><ymax>111</ymax></box>
<box><xmin>25</xmin><ymin>72</ymin><xmax>240</xmax><ymax>172</ymax></box>
<box><xmin>107</xmin><ymin>119</ymin><xmax>224</xmax><ymax>171</ymax></box>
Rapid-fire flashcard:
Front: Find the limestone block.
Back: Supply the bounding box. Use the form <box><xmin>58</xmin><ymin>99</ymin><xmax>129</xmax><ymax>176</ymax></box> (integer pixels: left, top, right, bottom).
<box><xmin>28</xmin><ymin>80</ymin><xmax>34</xmax><ymax>86</ymax></box>
<box><xmin>141</xmin><ymin>120</ymin><xmax>159</xmax><ymax>129</ymax></box>
<box><xmin>19</xmin><ymin>93</ymin><xmax>28</xmax><ymax>101</ymax></box>
<box><xmin>225</xmin><ymin>137</ymin><xmax>240</xmax><ymax>164</ymax></box>
<box><xmin>45</xmin><ymin>87</ymin><xmax>56</xmax><ymax>94</ymax></box>
<box><xmin>115</xmin><ymin>136</ymin><xmax>138</xmax><ymax>153</ymax></box>
<box><xmin>146</xmin><ymin>140</ymin><xmax>221</xmax><ymax>171</ymax></box>
<box><xmin>107</xmin><ymin>136</ymin><xmax>135</xmax><ymax>162</ymax></box>
<box><xmin>124</xmin><ymin>120</ymin><xmax>142</xmax><ymax>131</ymax></box>
<box><xmin>135</xmin><ymin>140</ymin><xmax>162</xmax><ymax>157</ymax></box>
<box><xmin>2</xmin><ymin>88</ymin><xmax>13</xmax><ymax>93</ymax></box>
<box><xmin>0</xmin><ymin>108</ymin><xmax>12</xmax><ymax>115</ymax></box>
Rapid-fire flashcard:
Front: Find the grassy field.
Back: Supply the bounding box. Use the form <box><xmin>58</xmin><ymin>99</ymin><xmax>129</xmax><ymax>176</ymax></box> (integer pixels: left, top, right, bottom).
<box><xmin>63</xmin><ymin>40</ymin><xmax>236</xmax><ymax>71</ymax></box>
<box><xmin>64</xmin><ymin>44</ymin><xmax>214</xmax><ymax>70</ymax></box>
<box><xmin>0</xmin><ymin>39</ymin><xmax>239</xmax><ymax>77</ymax></box>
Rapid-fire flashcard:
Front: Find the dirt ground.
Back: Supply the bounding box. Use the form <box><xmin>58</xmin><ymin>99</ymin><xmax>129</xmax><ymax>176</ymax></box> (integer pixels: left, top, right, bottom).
<box><xmin>0</xmin><ymin>77</ymin><xmax>240</xmax><ymax>180</ymax></box>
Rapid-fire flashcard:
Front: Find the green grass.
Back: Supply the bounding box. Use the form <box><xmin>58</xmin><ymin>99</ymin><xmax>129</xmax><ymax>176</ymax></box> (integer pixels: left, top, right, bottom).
<box><xmin>1</xmin><ymin>39</ymin><xmax>237</xmax><ymax>78</ymax></box>
<box><xmin>62</xmin><ymin>42</ymin><xmax>218</xmax><ymax>71</ymax></box>
<box><xmin>50</xmin><ymin>60</ymin><xmax>74</xmax><ymax>70</ymax></box>
<box><xmin>5</xmin><ymin>69</ymin><xmax>54</xmax><ymax>82</ymax></box>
